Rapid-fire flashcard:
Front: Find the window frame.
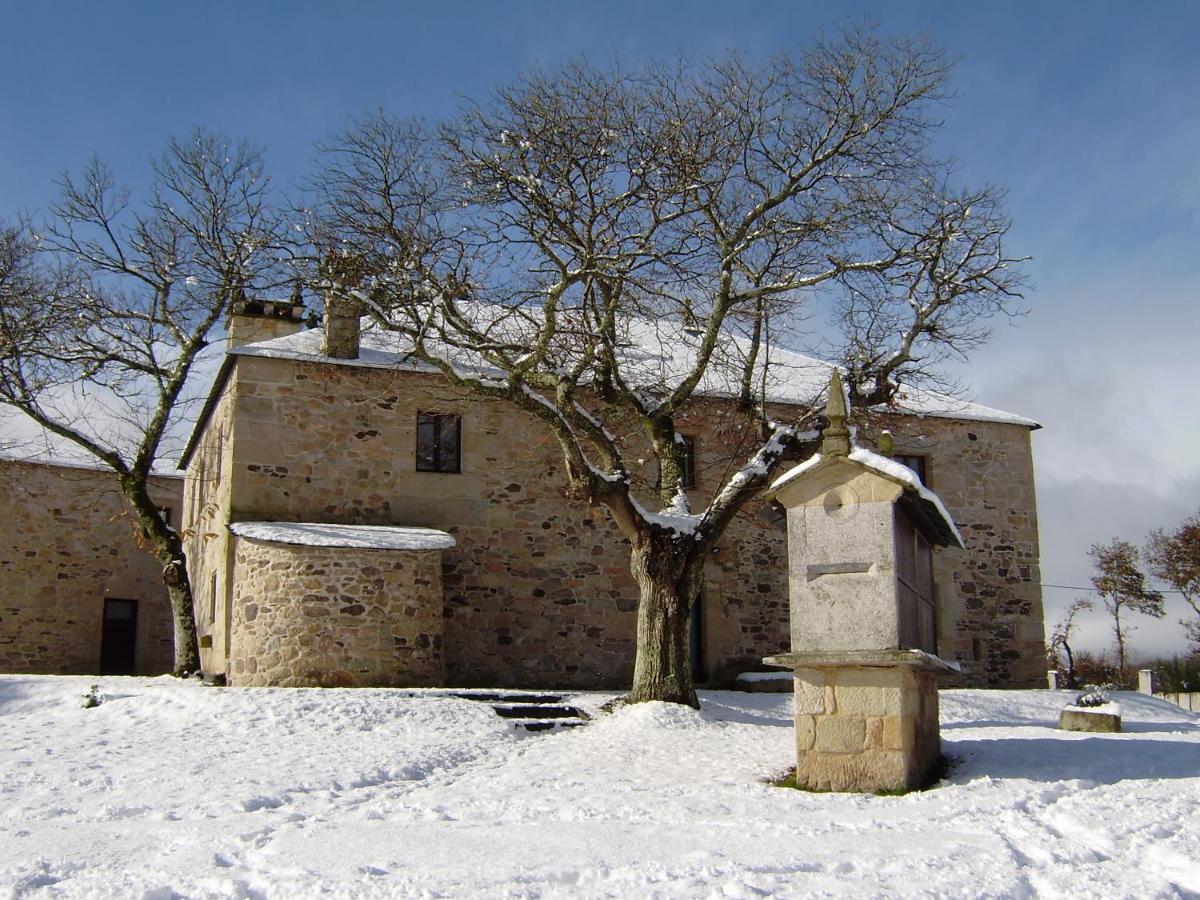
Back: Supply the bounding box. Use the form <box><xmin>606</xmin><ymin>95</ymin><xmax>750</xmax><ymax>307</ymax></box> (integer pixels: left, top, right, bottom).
<box><xmin>415</xmin><ymin>412</ymin><xmax>462</xmax><ymax>474</ymax></box>
<box><xmin>894</xmin><ymin>453</ymin><xmax>928</xmax><ymax>487</ymax></box>
<box><xmin>679</xmin><ymin>434</ymin><xmax>697</xmax><ymax>490</ymax></box>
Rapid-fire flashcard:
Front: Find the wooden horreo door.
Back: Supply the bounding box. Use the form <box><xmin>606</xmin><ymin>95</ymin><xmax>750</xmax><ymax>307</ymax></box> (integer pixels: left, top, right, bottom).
<box><xmin>894</xmin><ymin>512</ymin><xmax>937</xmax><ymax>654</ymax></box>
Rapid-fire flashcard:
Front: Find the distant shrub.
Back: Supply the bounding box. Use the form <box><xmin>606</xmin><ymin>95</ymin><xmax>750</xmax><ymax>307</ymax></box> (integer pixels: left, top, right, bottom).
<box><xmin>1070</xmin><ymin>652</ymin><xmax>1125</xmax><ymax>689</ymax></box>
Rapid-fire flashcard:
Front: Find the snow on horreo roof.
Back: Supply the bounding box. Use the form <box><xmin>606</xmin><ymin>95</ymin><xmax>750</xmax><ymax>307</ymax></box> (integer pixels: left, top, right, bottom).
<box><xmin>230</xmin><ymin>522</ymin><xmax>455</xmax><ymax>551</ymax></box>
<box><xmin>231</xmin><ymin>308</ymin><xmax>1038</xmax><ymax>428</ymax></box>
<box><xmin>769</xmin><ymin>447</ymin><xmax>964</xmax><ymax>548</ymax></box>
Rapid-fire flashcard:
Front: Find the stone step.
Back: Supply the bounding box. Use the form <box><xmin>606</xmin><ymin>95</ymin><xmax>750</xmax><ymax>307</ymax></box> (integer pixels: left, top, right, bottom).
<box><xmin>449</xmin><ymin>692</ymin><xmax>564</xmax><ymax>704</ymax></box>
<box><xmin>491</xmin><ymin>704</ymin><xmax>585</xmax><ymax>720</ymax></box>
<box><xmin>446</xmin><ymin>690</ymin><xmax>591</xmax><ymax>733</ymax></box>
<box><xmin>511</xmin><ymin>719</ymin><xmax>588</xmax><ymax>733</ymax></box>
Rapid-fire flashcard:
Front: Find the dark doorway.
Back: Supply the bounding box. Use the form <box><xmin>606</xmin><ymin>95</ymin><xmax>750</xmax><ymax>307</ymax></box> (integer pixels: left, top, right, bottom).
<box><xmin>689</xmin><ymin>593</ymin><xmax>706</xmax><ymax>684</ymax></box>
<box><xmin>100</xmin><ymin>598</ymin><xmax>138</xmax><ymax>675</ymax></box>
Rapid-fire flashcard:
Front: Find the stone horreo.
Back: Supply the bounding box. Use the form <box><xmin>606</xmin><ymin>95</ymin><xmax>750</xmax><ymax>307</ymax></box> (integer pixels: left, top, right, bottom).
<box><xmin>157</xmin><ymin>299</ymin><xmax>1047</xmax><ymax>690</ymax></box>
<box><xmin>764</xmin><ymin>371</ymin><xmax>962</xmax><ymax>792</ymax></box>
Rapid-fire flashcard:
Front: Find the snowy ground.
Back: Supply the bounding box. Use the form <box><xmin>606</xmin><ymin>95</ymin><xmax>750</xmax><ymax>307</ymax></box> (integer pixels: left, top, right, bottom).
<box><xmin>1</xmin><ymin>677</ymin><xmax>1198</xmax><ymax>899</ymax></box>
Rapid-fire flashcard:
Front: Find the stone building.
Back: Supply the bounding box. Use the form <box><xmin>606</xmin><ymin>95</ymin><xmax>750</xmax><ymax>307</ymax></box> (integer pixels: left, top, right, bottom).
<box><xmin>0</xmin><ymin>458</ymin><xmax>180</xmax><ymax>675</ymax></box>
<box><xmin>179</xmin><ymin>302</ymin><xmax>1046</xmax><ymax>690</ymax></box>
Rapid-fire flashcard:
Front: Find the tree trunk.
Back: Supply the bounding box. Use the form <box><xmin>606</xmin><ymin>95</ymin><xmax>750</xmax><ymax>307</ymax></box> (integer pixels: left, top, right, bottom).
<box><xmin>124</xmin><ymin>477</ymin><xmax>201</xmax><ymax>676</ymax></box>
<box><xmin>1113</xmin><ymin>604</ymin><xmax>1126</xmax><ymax>683</ymax></box>
<box><xmin>1062</xmin><ymin>640</ymin><xmax>1076</xmax><ymax>689</ymax></box>
<box><xmin>629</xmin><ymin>542</ymin><xmax>700</xmax><ymax>707</ymax></box>
<box><xmin>162</xmin><ymin>555</ymin><xmax>200</xmax><ymax>676</ymax></box>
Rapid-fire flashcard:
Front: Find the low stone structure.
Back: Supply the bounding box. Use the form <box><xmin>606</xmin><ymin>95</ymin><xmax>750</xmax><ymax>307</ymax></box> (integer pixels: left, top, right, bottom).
<box><xmin>0</xmin><ymin>458</ymin><xmax>180</xmax><ymax>675</ymax></box>
<box><xmin>227</xmin><ymin>523</ymin><xmax>454</xmax><ymax>687</ymax></box>
<box><xmin>765</xmin><ymin>374</ymin><xmax>961</xmax><ymax>792</ymax></box>
<box><xmin>1058</xmin><ymin>704</ymin><xmax>1122</xmax><ymax>733</ymax></box>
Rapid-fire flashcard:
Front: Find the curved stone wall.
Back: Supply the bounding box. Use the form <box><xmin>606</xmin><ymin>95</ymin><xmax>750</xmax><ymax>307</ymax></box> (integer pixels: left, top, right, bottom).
<box><xmin>228</xmin><ymin>536</ymin><xmax>445</xmax><ymax>687</ymax></box>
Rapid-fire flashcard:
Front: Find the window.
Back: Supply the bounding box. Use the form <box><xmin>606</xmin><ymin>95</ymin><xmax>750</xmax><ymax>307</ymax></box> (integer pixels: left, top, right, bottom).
<box><xmin>894</xmin><ymin>454</ymin><xmax>927</xmax><ymax>486</ymax></box>
<box><xmin>656</xmin><ymin>435</ymin><xmax>697</xmax><ymax>490</ymax></box>
<box><xmin>679</xmin><ymin>435</ymin><xmax>697</xmax><ymax>489</ymax></box>
<box><xmin>416</xmin><ymin>412</ymin><xmax>462</xmax><ymax>473</ymax></box>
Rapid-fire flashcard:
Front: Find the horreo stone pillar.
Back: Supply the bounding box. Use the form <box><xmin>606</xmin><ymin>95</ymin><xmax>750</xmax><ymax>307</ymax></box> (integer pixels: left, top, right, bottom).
<box><xmin>763</xmin><ymin>372</ymin><xmax>963</xmax><ymax>792</ymax></box>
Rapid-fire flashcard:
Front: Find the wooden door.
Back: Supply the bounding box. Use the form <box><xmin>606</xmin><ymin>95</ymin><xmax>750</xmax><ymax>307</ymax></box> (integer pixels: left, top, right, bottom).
<box><xmin>100</xmin><ymin>598</ymin><xmax>138</xmax><ymax>675</ymax></box>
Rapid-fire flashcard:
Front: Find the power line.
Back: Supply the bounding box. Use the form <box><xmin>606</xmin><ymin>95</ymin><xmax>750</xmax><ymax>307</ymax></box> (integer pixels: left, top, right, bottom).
<box><xmin>1042</xmin><ymin>583</ymin><xmax>1190</xmax><ymax>595</ymax></box>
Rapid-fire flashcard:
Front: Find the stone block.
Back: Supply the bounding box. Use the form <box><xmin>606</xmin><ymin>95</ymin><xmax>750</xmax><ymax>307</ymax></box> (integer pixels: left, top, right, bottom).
<box><xmin>864</xmin><ymin>716</ymin><xmax>884</xmax><ymax>749</ymax></box>
<box><xmin>795</xmin><ymin>715</ymin><xmax>816</xmax><ymax>751</ymax></box>
<box><xmin>815</xmin><ymin>716</ymin><xmax>866</xmax><ymax>753</ymax></box>
<box><xmin>834</xmin><ymin>683</ymin><xmax>885</xmax><ymax>717</ymax></box>
<box><xmin>795</xmin><ymin>749</ymin><xmax>909</xmax><ymax>793</ymax></box>
<box><xmin>882</xmin><ymin>715</ymin><xmax>908</xmax><ymax>750</ymax></box>
<box><xmin>793</xmin><ymin>674</ymin><xmax>826</xmax><ymax>714</ymax></box>
<box><xmin>830</xmin><ymin>672</ymin><xmax>902</xmax><ymax>715</ymax></box>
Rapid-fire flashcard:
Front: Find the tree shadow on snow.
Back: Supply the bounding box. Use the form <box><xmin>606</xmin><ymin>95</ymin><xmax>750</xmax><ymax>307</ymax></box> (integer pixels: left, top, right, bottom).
<box><xmin>698</xmin><ymin>695</ymin><xmax>793</xmax><ymax>728</ymax></box>
<box><xmin>946</xmin><ymin>734</ymin><xmax>1200</xmax><ymax>784</ymax></box>
<box><xmin>0</xmin><ymin>679</ymin><xmax>44</xmax><ymax>715</ymax></box>
<box><xmin>943</xmin><ymin>718</ymin><xmax>1199</xmax><ymax>732</ymax></box>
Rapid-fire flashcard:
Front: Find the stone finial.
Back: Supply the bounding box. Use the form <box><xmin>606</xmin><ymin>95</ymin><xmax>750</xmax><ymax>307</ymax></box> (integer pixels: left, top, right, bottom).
<box><xmin>820</xmin><ymin>370</ymin><xmax>851</xmax><ymax>457</ymax></box>
<box><xmin>877</xmin><ymin>430</ymin><xmax>894</xmax><ymax>457</ymax></box>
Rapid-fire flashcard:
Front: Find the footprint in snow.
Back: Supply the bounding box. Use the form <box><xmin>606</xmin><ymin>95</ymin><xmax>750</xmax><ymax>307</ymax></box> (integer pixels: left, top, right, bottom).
<box><xmin>241</xmin><ymin>795</ymin><xmax>286</xmax><ymax>812</ymax></box>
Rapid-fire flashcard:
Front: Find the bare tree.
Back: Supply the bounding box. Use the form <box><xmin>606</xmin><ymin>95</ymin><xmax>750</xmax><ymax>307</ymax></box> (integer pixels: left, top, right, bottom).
<box><xmin>0</xmin><ymin>132</ymin><xmax>285</xmax><ymax>675</ymax></box>
<box><xmin>1089</xmin><ymin>539</ymin><xmax>1164</xmax><ymax>683</ymax></box>
<box><xmin>306</xmin><ymin>30</ymin><xmax>1026</xmax><ymax>705</ymax></box>
<box><xmin>1049</xmin><ymin>598</ymin><xmax>1093</xmax><ymax>688</ymax></box>
<box><xmin>0</xmin><ymin>223</ymin><xmax>55</xmax><ymax>458</ymax></box>
<box><xmin>1145</xmin><ymin>510</ymin><xmax>1200</xmax><ymax>650</ymax></box>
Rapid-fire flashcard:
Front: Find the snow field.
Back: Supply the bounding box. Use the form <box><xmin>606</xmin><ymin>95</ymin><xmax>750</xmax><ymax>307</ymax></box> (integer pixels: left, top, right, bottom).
<box><xmin>1</xmin><ymin>676</ymin><xmax>1197</xmax><ymax>898</ymax></box>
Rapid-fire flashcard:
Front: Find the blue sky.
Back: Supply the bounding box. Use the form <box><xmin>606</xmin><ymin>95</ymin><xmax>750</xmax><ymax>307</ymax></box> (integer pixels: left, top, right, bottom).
<box><xmin>3</xmin><ymin>2</ymin><xmax>1198</xmax><ymax>658</ymax></box>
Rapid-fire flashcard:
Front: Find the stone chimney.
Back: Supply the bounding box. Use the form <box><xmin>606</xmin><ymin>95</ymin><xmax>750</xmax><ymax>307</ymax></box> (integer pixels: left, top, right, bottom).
<box><xmin>322</xmin><ymin>289</ymin><xmax>362</xmax><ymax>359</ymax></box>
<box><xmin>226</xmin><ymin>287</ymin><xmax>306</xmax><ymax>349</ymax></box>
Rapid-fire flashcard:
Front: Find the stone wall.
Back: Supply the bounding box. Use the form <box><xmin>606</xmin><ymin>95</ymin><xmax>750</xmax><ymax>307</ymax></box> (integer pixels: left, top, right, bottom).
<box><xmin>183</xmin><ymin>350</ymin><xmax>1044</xmax><ymax>689</ymax></box>
<box><xmin>182</xmin><ymin>371</ymin><xmax>239</xmax><ymax>675</ymax></box>
<box><xmin>0</xmin><ymin>459</ymin><xmax>180</xmax><ymax>674</ymax></box>
<box><xmin>228</xmin><ymin>536</ymin><xmax>445</xmax><ymax>687</ymax></box>
<box><xmin>218</xmin><ymin>357</ymin><xmax>641</xmax><ymax>687</ymax></box>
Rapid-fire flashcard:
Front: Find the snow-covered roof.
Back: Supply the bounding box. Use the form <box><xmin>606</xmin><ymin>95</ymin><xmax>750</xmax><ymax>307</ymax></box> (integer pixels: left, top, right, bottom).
<box><xmin>0</xmin><ymin>450</ymin><xmax>184</xmax><ymax>480</ymax></box>
<box><xmin>230</xmin><ymin>312</ymin><xmax>1038</xmax><ymax>429</ymax></box>
<box><xmin>229</xmin><ymin>522</ymin><xmax>456</xmax><ymax>551</ymax></box>
<box><xmin>769</xmin><ymin>447</ymin><xmax>964</xmax><ymax>548</ymax></box>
